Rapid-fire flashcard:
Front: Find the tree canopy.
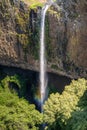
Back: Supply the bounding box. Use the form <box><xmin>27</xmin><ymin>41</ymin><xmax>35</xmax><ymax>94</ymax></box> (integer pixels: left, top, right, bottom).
<box><xmin>44</xmin><ymin>78</ymin><xmax>87</xmax><ymax>130</ymax></box>
<box><xmin>0</xmin><ymin>75</ymin><xmax>87</xmax><ymax>130</ymax></box>
<box><xmin>0</xmin><ymin>75</ymin><xmax>43</xmax><ymax>130</ymax></box>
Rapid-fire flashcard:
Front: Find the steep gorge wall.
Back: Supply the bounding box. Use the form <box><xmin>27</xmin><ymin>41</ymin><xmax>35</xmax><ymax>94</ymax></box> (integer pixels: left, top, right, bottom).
<box><xmin>0</xmin><ymin>0</ymin><xmax>87</xmax><ymax>79</ymax></box>
<box><xmin>0</xmin><ymin>0</ymin><xmax>39</xmax><ymax>70</ymax></box>
<box><xmin>45</xmin><ymin>0</ymin><xmax>87</xmax><ymax>78</ymax></box>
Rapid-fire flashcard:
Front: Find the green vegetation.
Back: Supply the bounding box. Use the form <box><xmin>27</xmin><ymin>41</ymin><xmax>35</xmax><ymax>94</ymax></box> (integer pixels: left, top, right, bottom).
<box><xmin>0</xmin><ymin>74</ymin><xmax>87</xmax><ymax>130</ymax></box>
<box><xmin>22</xmin><ymin>0</ymin><xmax>44</xmax><ymax>9</ymax></box>
<box><xmin>30</xmin><ymin>2</ymin><xmax>43</xmax><ymax>9</ymax></box>
<box><xmin>51</xmin><ymin>64</ymin><xmax>58</xmax><ymax>70</ymax></box>
<box><xmin>44</xmin><ymin>78</ymin><xmax>87</xmax><ymax>130</ymax></box>
<box><xmin>0</xmin><ymin>0</ymin><xmax>86</xmax><ymax>129</ymax></box>
<box><xmin>0</xmin><ymin>75</ymin><xmax>27</xmax><ymax>97</ymax></box>
<box><xmin>15</xmin><ymin>8</ymin><xmax>30</xmax><ymax>54</ymax></box>
<box><xmin>29</xmin><ymin>19</ymin><xmax>40</xmax><ymax>60</ymax></box>
<box><xmin>0</xmin><ymin>27</ymin><xmax>2</xmax><ymax>36</ymax></box>
<box><xmin>17</xmin><ymin>34</ymin><xmax>29</xmax><ymax>51</ymax></box>
<box><xmin>0</xmin><ymin>92</ymin><xmax>42</xmax><ymax>130</ymax></box>
<box><xmin>15</xmin><ymin>12</ymin><xmax>29</xmax><ymax>32</ymax></box>
<box><xmin>0</xmin><ymin>69</ymin><xmax>87</xmax><ymax>130</ymax></box>
<box><xmin>0</xmin><ymin>75</ymin><xmax>42</xmax><ymax>130</ymax></box>
<box><xmin>48</xmin><ymin>8</ymin><xmax>60</xmax><ymax>19</ymax></box>
<box><xmin>45</xmin><ymin>15</ymin><xmax>55</xmax><ymax>62</ymax></box>
<box><xmin>15</xmin><ymin>14</ymin><xmax>26</xmax><ymax>31</ymax></box>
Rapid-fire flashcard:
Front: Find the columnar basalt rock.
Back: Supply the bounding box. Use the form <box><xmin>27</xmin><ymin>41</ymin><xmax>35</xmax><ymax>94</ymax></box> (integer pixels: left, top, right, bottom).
<box><xmin>0</xmin><ymin>0</ymin><xmax>37</xmax><ymax>69</ymax></box>
<box><xmin>0</xmin><ymin>0</ymin><xmax>87</xmax><ymax>79</ymax></box>
<box><xmin>46</xmin><ymin>0</ymin><xmax>87</xmax><ymax>78</ymax></box>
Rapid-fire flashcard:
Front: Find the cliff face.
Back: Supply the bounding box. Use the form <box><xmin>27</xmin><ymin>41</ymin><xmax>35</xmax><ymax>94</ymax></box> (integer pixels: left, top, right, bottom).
<box><xmin>0</xmin><ymin>0</ymin><xmax>30</xmax><ymax>67</ymax></box>
<box><xmin>0</xmin><ymin>0</ymin><xmax>40</xmax><ymax>71</ymax></box>
<box><xmin>45</xmin><ymin>0</ymin><xmax>87</xmax><ymax>78</ymax></box>
<box><xmin>66</xmin><ymin>0</ymin><xmax>87</xmax><ymax>67</ymax></box>
<box><xmin>0</xmin><ymin>0</ymin><xmax>87</xmax><ymax>78</ymax></box>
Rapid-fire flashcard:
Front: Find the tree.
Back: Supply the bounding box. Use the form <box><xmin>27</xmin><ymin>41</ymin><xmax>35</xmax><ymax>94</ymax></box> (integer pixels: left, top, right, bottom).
<box><xmin>44</xmin><ymin>78</ymin><xmax>87</xmax><ymax>130</ymax></box>
<box><xmin>0</xmin><ymin>76</ymin><xmax>43</xmax><ymax>130</ymax></box>
<box><xmin>66</xmin><ymin>88</ymin><xmax>87</xmax><ymax>130</ymax></box>
<box><xmin>0</xmin><ymin>75</ymin><xmax>27</xmax><ymax>97</ymax></box>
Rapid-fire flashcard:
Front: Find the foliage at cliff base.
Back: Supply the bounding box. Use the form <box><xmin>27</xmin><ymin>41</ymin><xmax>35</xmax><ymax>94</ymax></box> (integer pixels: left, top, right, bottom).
<box><xmin>44</xmin><ymin>78</ymin><xmax>87</xmax><ymax>130</ymax></box>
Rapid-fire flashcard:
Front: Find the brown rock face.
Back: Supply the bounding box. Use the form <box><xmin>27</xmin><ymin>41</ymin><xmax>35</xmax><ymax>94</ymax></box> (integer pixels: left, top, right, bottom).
<box><xmin>0</xmin><ymin>0</ymin><xmax>39</xmax><ymax>71</ymax></box>
<box><xmin>45</xmin><ymin>0</ymin><xmax>87</xmax><ymax>78</ymax></box>
<box><xmin>65</xmin><ymin>0</ymin><xmax>87</xmax><ymax>76</ymax></box>
<box><xmin>0</xmin><ymin>0</ymin><xmax>87</xmax><ymax>79</ymax></box>
<box><xmin>67</xmin><ymin>14</ymin><xmax>87</xmax><ymax>68</ymax></box>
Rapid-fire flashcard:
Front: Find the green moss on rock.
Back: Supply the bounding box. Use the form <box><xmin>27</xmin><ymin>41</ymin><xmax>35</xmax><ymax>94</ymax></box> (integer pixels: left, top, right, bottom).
<box><xmin>51</xmin><ymin>64</ymin><xmax>58</xmax><ymax>70</ymax></box>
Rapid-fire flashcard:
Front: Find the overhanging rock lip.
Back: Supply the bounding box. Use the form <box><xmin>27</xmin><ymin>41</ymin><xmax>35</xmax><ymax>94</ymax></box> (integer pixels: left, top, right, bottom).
<box><xmin>0</xmin><ymin>60</ymin><xmax>82</xmax><ymax>79</ymax></box>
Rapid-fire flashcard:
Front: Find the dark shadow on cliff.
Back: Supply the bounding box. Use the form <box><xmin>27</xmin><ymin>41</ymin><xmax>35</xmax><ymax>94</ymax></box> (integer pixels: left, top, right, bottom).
<box><xmin>0</xmin><ymin>65</ymin><xmax>71</xmax><ymax>111</ymax></box>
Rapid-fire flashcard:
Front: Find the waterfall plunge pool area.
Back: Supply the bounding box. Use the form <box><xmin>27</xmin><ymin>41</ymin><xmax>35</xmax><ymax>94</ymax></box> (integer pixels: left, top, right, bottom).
<box><xmin>0</xmin><ymin>65</ymin><xmax>71</xmax><ymax>111</ymax></box>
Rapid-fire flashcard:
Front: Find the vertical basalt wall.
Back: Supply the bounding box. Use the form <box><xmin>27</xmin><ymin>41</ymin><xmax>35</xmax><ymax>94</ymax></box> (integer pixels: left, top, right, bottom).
<box><xmin>0</xmin><ymin>0</ymin><xmax>87</xmax><ymax>78</ymax></box>
<box><xmin>45</xmin><ymin>0</ymin><xmax>87</xmax><ymax>78</ymax></box>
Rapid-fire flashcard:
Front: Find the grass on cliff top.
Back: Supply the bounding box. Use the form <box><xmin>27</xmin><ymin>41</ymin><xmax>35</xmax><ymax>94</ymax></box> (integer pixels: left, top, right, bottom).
<box><xmin>22</xmin><ymin>0</ymin><xmax>46</xmax><ymax>9</ymax></box>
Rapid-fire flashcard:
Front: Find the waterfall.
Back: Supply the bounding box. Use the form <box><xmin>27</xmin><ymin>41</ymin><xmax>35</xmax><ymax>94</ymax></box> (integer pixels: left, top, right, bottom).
<box><xmin>40</xmin><ymin>0</ymin><xmax>62</xmax><ymax>112</ymax></box>
<box><xmin>40</xmin><ymin>4</ymin><xmax>51</xmax><ymax>112</ymax></box>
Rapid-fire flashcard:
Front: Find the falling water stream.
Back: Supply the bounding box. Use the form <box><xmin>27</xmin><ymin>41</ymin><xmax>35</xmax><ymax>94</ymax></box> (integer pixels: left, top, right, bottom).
<box><xmin>40</xmin><ymin>4</ymin><xmax>49</xmax><ymax>112</ymax></box>
<box><xmin>40</xmin><ymin>1</ymin><xmax>54</xmax><ymax>112</ymax></box>
<box><xmin>40</xmin><ymin>0</ymin><xmax>64</xmax><ymax>112</ymax></box>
